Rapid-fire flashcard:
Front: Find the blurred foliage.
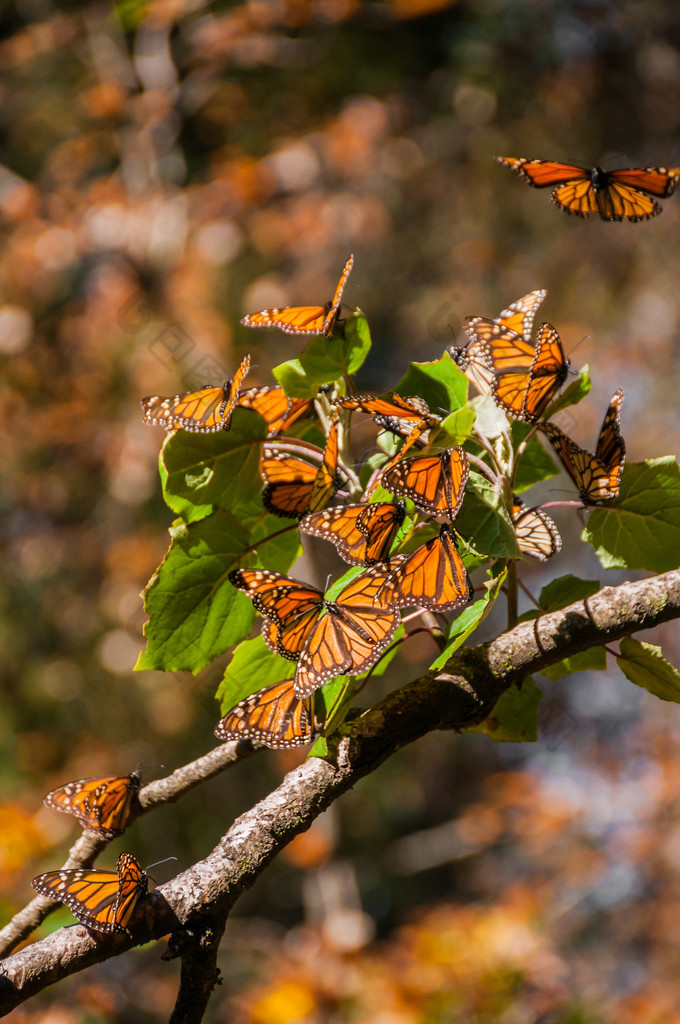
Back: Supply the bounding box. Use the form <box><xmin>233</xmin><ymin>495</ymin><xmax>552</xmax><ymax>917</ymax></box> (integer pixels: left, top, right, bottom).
<box><xmin>3</xmin><ymin>0</ymin><xmax>680</xmax><ymax>1020</ymax></box>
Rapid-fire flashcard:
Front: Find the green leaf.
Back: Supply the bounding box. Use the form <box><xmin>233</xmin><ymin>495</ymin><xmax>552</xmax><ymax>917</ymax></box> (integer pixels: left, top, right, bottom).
<box><xmin>136</xmin><ymin>511</ymin><xmax>257</xmax><ymax>673</ymax></box>
<box><xmin>394</xmin><ymin>351</ymin><xmax>468</xmax><ymax>418</ymax></box>
<box><xmin>541</xmin><ymin>646</ymin><xmax>606</xmax><ymax>681</ymax></box>
<box><xmin>430</xmin><ymin>568</ymin><xmax>507</xmax><ymax>670</ymax></box>
<box><xmin>160</xmin><ymin>410</ymin><xmax>266</xmax><ymax>523</ymax></box>
<box><xmin>617</xmin><ymin>637</ymin><xmax>680</xmax><ymax>703</ymax></box>
<box><xmin>543</xmin><ymin>364</ymin><xmax>591</xmax><ymax>418</ymax></box>
<box><xmin>430</xmin><ymin>405</ymin><xmax>476</xmax><ymax>448</ymax></box>
<box><xmin>456</xmin><ymin>473</ymin><xmax>521</xmax><ymax>560</ymax></box>
<box><xmin>272</xmin><ymin>311</ymin><xmax>371</xmax><ymax>398</ymax></box>
<box><xmin>466</xmin><ymin>677</ymin><xmax>543</xmax><ymax>743</ymax></box>
<box><xmin>216</xmin><ymin>635</ymin><xmax>295</xmax><ymax>713</ymax></box>
<box><xmin>539</xmin><ymin>574</ymin><xmax>601</xmax><ymax>611</ymax></box>
<box><xmin>511</xmin><ymin>423</ymin><xmax>560</xmax><ymax>493</ymax></box>
<box><xmin>584</xmin><ymin>458</ymin><xmax>680</xmax><ymax>572</ymax></box>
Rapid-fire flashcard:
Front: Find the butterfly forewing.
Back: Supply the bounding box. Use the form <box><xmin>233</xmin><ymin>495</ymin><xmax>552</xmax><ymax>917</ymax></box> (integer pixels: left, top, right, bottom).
<box><xmin>215</xmin><ymin>680</ymin><xmax>312</xmax><ymax>749</ymax></box>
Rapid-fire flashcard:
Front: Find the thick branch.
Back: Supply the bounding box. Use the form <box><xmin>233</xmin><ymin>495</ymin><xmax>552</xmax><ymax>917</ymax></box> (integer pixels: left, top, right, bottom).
<box><xmin>2</xmin><ymin>569</ymin><xmax>679</xmax><ymax>1014</ymax></box>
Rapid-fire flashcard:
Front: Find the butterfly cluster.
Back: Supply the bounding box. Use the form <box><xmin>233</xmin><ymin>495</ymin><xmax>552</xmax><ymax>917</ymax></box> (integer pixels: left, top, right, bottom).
<box><xmin>134</xmin><ymin>253</ymin><xmax>630</xmax><ymax>751</ymax></box>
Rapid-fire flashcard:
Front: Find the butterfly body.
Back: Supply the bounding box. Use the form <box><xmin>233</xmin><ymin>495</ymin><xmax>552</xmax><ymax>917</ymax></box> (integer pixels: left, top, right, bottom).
<box><xmin>141</xmin><ymin>353</ymin><xmax>251</xmax><ymax>432</ymax></box>
<box><xmin>32</xmin><ymin>853</ymin><xmax>147</xmax><ymax>934</ymax></box>
<box><xmin>496</xmin><ymin>156</ymin><xmax>680</xmax><ymax>221</ymax></box>
<box><xmin>241</xmin><ymin>255</ymin><xmax>353</xmax><ymax>337</ymax></box>
<box><xmin>44</xmin><ymin>772</ymin><xmax>141</xmax><ymax>840</ymax></box>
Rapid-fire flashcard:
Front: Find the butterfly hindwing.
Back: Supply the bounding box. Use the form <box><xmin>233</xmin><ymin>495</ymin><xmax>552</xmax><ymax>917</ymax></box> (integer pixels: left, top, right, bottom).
<box><xmin>215</xmin><ymin>680</ymin><xmax>312</xmax><ymax>749</ymax></box>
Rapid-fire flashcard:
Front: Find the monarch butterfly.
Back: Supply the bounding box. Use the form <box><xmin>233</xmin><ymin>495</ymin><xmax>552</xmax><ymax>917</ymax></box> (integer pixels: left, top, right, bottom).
<box><xmin>214</xmin><ymin>680</ymin><xmax>312</xmax><ymax>749</ymax></box>
<box><xmin>294</xmin><ymin>564</ymin><xmax>401</xmax><ymax>698</ymax></box>
<box><xmin>141</xmin><ymin>353</ymin><xmax>251</xmax><ymax>432</ymax></box>
<box><xmin>333</xmin><ymin>393</ymin><xmax>440</xmax><ymax>443</ymax></box>
<box><xmin>496</xmin><ymin>157</ymin><xmax>680</xmax><ymax>221</ymax></box>
<box><xmin>381</xmin><ymin>448</ymin><xmax>470</xmax><ymax>520</ymax></box>
<box><xmin>32</xmin><ymin>852</ymin><xmax>147</xmax><ymax>934</ymax></box>
<box><xmin>452</xmin><ymin>289</ymin><xmax>547</xmax><ymax>396</ymax></box>
<box><xmin>261</xmin><ymin>419</ymin><xmax>345</xmax><ymax>518</ymax></box>
<box><xmin>43</xmin><ymin>772</ymin><xmax>142</xmax><ymax>840</ymax></box>
<box><xmin>465</xmin><ymin>319</ymin><xmax>569</xmax><ymax>422</ymax></box>
<box><xmin>236</xmin><ymin>386</ymin><xmax>314</xmax><ymax>437</ymax></box>
<box><xmin>229</xmin><ymin>569</ymin><xmax>324</xmax><ymax>660</ymax></box>
<box><xmin>300</xmin><ymin>499</ymin><xmax>407</xmax><ymax>566</ymax></box>
<box><xmin>511</xmin><ymin>496</ymin><xmax>562</xmax><ymax>562</ymax></box>
<box><xmin>379</xmin><ymin>523</ymin><xmax>472</xmax><ymax>612</ymax></box>
<box><xmin>538</xmin><ymin>389</ymin><xmax>626</xmax><ymax>504</ymax></box>
<box><xmin>241</xmin><ymin>254</ymin><xmax>354</xmax><ymax>336</ymax></box>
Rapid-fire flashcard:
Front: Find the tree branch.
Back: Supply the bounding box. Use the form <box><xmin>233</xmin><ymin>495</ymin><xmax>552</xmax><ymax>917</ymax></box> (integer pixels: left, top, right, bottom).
<box><xmin>2</xmin><ymin>569</ymin><xmax>679</xmax><ymax>1015</ymax></box>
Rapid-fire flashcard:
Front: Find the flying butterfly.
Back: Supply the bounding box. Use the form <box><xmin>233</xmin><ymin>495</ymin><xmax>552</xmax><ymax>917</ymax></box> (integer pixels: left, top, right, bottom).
<box><xmin>511</xmin><ymin>496</ymin><xmax>562</xmax><ymax>562</ymax></box>
<box><xmin>294</xmin><ymin>564</ymin><xmax>402</xmax><ymax>698</ymax></box>
<box><xmin>43</xmin><ymin>772</ymin><xmax>141</xmax><ymax>840</ymax></box>
<box><xmin>32</xmin><ymin>852</ymin><xmax>148</xmax><ymax>934</ymax></box>
<box><xmin>214</xmin><ymin>680</ymin><xmax>312</xmax><ymax>749</ymax></box>
<box><xmin>496</xmin><ymin>157</ymin><xmax>680</xmax><ymax>221</ymax></box>
<box><xmin>379</xmin><ymin>522</ymin><xmax>472</xmax><ymax>613</ymax></box>
<box><xmin>300</xmin><ymin>499</ymin><xmax>407</xmax><ymax>566</ymax></box>
<box><xmin>464</xmin><ymin>318</ymin><xmax>569</xmax><ymax>422</ymax></box>
<box><xmin>236</xmin><ymin>386</ymin><xmax>314</xmax><ymax>437</ymax></box>
<box><xmin>141</xmin><ymin>353</ymin><xmax>251</xmax><ymax>432</ymax></box>
<box><xmin>229</xmin><ymin>569</ymin><xmax>324</xmax><ymax>661</ymax></box>
<box><xmin>538</xmin><ymin>389</ymin><xmax>626</xmax><ymax>505</ymax></box>
<box><xmin>260</xmin><ymin>418</ymin><xmax>345</xmax><ymax>518</ymax></box>
<box><xmin>241</xmin><ymin>254</ymin><xmax>354</xmax><ymax>337</ymax></box>
<box><xmin>381</xmin><ymin>448</ymin><xmax>470</xmax><ymax>520</ymax></box>
<box><xmin>452</xmin><ymin>289</ymin><xmax>547</xmax><ymax>396</ymax></box>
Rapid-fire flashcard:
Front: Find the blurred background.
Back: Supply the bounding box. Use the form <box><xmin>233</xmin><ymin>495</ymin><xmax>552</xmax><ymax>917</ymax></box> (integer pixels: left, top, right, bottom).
<box><xmin>2</xmin><ymin>1</ymin><xmax>680</xmax><ymax>1021</ymax></box>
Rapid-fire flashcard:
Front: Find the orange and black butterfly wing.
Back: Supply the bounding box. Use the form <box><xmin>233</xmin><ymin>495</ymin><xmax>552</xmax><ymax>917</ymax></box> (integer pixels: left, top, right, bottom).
<box><xmin>241</xmin><ymin>255</ymin><xmax>353</xmax><ymax>337</ymax></box>
<box><xmin>308</xmin><ymin>418</ymin><xmax>345</xmax><ymax>513</ymax></box>
<box><xmin>214</xmin><ymin>680</ymin><xmax>312</xmax><ymax>749</ymax></box>
<box><xmin>511</xmin><ymin>496</ymin><xmax>562</xmax><ymax>561</ymax></box>
<box><xmin>488</xmin><ymin>322</ymin><xmax>567</xmax><ymax>422</ymax></box>
<box><xmin>301</xmin><ymin>500</ymin><xmax>406</xmax><ymax>566</ymax></box>
<box><xmin>294</xmin><ymin>565</ymin><xmax>401</xmax><ymax>698</ymax></box>
<box><xmin>382</xmin><ymin>523</ymin><xmax>472</xmax><ymax>612</ymax></box>
<box><xmin>141</xmin><ymin>354</ymin><xmax>251</xmax><ymax>432</ymax></box>
<box><xmin>539</xmin><ymin>423</ymin><xmax>612</xmax><ymax>504</ymax></box>
<box><xmin>260</xmin><ymin>451</ymin><xmax>319</xmax><ymax>518</ymax></box>
<box><xmin>594</xmin><ymin>388</ymin><xmax>626</xmax><ymax>494</ymax></box>
<box><xmin>322</xmin><ymin>253</ymin><xmax>354</xmax><ymax>336</ymax></box>
<box><xmin>229</xmin><ymin>569</ymin><xmax>324</xmax><ymax>659</ymax></box>
<box><xmin>609</xmin><ymin>167</ymin><xmax>680</xmax><ymax>198</ymax></box>
<box><xmin>113</xmin><ymin>853</ymin><xmax>148</xmax><ymax>931</ymax></box>
<box><xmin>382</xmin><ymin>448</ymin><xmax>469</xmax><ymax>520</ymax></box>
<box><xmin>495</xmin><ymin>157</ymin><xmax>591</xmax><ymax>189</ymax></box>
<box><xmin>32</xmin><ymin>853</ymin><xmax>146</xmax><ymax>933</ymax></box>
<box><xmin>44</xmin><ymin>773</ymin><xmax>142</xmax><ymax>839</ymax></box>
<box><xmin>495</xmin><ymin>289</ymin><xmax>547</xmax><ymax>340</ymax></box>
<box><xmin>237</xmin><ymin>386</ymin><xmax>314</xmax><ymax>436</ymax></box>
